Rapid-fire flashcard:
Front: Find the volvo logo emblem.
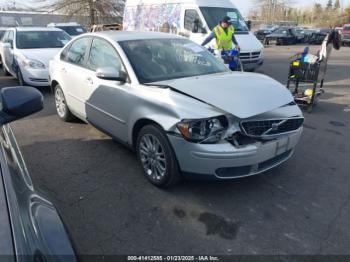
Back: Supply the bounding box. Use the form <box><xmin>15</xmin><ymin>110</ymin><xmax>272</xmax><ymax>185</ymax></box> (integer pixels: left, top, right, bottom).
<box><xmin>271</xmin><ymin>123</ymin><xmax>280</xmax><ymax>131</ymax></box>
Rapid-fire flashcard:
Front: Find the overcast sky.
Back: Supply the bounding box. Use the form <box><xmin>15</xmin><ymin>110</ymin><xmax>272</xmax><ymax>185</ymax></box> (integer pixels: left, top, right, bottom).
<box><xmin>1</xmin><ymin>0</ymin><xmax>350</xmax><ymax>15</ymax></box>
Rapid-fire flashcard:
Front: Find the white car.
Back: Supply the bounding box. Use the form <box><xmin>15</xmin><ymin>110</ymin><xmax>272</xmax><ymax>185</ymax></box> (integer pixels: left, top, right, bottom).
<box><xmin>0</xmin><ymin>27</ymin><xmax>71</xmax><ymax>86</ymax></box>
<box><xmin>49</xmin><ymin>31</ymin><xmax>303</xmax><ymax>188</ymax></box>
<box><xmin>0</xmin><ymin>27</ymin><xmax>8</xmax><ymax>66</ymax></box>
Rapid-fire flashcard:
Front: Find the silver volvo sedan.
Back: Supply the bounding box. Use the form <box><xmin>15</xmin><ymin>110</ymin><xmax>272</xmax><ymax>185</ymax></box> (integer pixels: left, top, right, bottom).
<box><xmin>49</xmin><ymin>31</ymin><xmax>304</xmax><ymax>188</ymax></box>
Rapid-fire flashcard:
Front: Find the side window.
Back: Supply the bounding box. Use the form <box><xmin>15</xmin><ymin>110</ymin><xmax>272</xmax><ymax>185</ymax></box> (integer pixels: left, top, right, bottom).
<box><xmin>184</xmin><ymin>9</ymin><xmax>203</xmax><ymax>32</ymax></box>
<box><xmin>87</xmin><ymin>38</ymin><xmax>126</xmax><ymax>73</ymax></box>
<box><xmin>66</xmin><ymin>37</ymin><xmax>89</xmax><ymax>66</ymax></box>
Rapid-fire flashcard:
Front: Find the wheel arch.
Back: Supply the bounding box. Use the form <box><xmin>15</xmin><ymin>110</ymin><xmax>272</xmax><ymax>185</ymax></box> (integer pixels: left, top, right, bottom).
<box><xmin>131</xmin><ymin>118</ymin><xmax>164</xmax><ymax>149</ymax></box>
<box><xmin>50</xmin><ymin>80</ymin><xmax>59</xmax><ymax>93</ymax></box>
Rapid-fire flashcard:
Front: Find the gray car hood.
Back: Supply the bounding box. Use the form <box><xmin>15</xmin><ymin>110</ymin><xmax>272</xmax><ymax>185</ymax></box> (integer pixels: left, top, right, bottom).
<box><xmin>154</xmin><ymin>72</ymin><xmax>294</xmax><ymax>119</ymax></box>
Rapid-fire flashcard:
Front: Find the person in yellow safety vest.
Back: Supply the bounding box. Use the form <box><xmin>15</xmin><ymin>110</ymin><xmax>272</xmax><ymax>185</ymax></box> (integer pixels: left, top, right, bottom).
<box><xmin>201</xmin><ymin>16</ymin><xmax>240</xmax><ymax>51</ymax></box>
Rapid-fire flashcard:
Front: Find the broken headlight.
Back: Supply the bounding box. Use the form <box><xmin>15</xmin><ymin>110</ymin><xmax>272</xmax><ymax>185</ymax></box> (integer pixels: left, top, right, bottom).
<box><xmin>177</xmin><ymin>116</ymin><xmax>228</xmax><ymax>143</ymax></box>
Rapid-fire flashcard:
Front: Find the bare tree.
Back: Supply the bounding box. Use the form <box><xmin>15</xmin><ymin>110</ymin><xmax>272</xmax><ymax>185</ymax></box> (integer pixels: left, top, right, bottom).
<box><xmin>33</xmin><ymin>0</ymin><xmax>125</xmax><ymax>25</ymax></box>
<box><xmin>250</xmin><ymin>0</ymin><xmax>295</xmax><ymax>24</ymax></box>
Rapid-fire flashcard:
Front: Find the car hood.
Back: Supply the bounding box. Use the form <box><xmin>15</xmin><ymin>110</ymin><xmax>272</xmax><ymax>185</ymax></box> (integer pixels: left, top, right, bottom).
<box><xmin>235</xmin><ymin>32</ymin><xmax>263</xmax><ymax>52</ymax></box>
<box><xmin>153</xmin><ymin>72</ymin><xmax>294</xmax><ymax>119</ymax></box>
<box><xmin>19</xmin><ymin>48</ymin><xmax>62</xmax><ymax>67</ymax></box>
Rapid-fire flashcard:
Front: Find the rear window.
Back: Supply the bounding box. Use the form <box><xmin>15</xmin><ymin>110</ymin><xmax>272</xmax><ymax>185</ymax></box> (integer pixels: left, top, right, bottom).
<box><xmin>57</xmin><ymin>26</ymin><xmax>86</xmax><ymax>36</ymax></box>
<box><xmin>16</xmin><ymin>31</ymin><xmax>71</xmax><ymax>49</ymax></box>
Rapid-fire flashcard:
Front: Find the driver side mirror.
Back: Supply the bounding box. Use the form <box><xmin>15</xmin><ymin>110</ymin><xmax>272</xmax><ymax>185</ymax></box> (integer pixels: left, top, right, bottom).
<box><xmin>96</xmin><ymin>67</ymin><xmax>128</xmax><ymax>83</ymax></box>
<box><xmin>0</xmin><ymin>86</ymin><xmax>44</xmax><ymax>126</ymax></box>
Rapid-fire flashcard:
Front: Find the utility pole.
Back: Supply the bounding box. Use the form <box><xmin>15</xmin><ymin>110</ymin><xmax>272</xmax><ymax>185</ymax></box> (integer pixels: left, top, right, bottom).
<box><xmin>272</xmin><ymin>0</ymin><xmax>276</xmax><ymax>23</ymax></box>
<box><xmin>90</xmin><ymin>0</ymin><xmax>97</xmax><ymax>26</ymax></box>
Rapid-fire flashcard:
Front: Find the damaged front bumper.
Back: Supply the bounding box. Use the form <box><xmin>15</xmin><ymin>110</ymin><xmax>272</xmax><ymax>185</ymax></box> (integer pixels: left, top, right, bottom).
<box><xmin>167</xmin><ymin>128</ymin><xmax>302</xmax><ymax>179</ymax></box>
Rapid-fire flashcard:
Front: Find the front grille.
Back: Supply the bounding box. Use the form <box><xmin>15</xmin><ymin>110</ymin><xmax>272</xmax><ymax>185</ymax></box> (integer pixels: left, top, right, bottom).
<box><xmin>241</xmin><ymin>118</ymin><xmax>304</xmax><ymax>137</ymax></box>
<box><xmin>240</xmin><ymin>52</ymin><xmax>261</xmax><ymax>61</ymax></box>
<box><xmin>215</xmin><ymin>149</ymin><xmax>293</xmax><ymax>178</ymax></box>
<box><xmin>29</xmin><ymin>78</ymin><xmax>48</xmax><ymax>82</ymax></box>
<box><xmin>216</xmin><ymin>165</ymin><xmax>252</xmax><ymax>178</ymax></box>
<box><xmin>241</xmin><ymin>59</ymin><xmax>260</xmax><ymax>64</ymax></box>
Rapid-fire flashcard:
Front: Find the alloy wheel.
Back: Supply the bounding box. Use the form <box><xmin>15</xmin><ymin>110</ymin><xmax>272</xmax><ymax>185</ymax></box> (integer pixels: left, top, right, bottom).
<box><xmin>55</xmin><ymin>88</ymin><xmax>67</xmax><ymax>118</ymax></box>
<box><xmin>139</xmin><ymin>134</ymin><xmax>167</xmax><ymax>181</ymax></box>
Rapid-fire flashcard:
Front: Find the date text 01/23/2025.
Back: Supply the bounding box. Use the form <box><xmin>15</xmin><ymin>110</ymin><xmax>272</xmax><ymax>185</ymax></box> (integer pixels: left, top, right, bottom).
<box><xmin>127</xmin><ymin>256</ymin><xmax>220</xmax><ymax>261</ymax></box>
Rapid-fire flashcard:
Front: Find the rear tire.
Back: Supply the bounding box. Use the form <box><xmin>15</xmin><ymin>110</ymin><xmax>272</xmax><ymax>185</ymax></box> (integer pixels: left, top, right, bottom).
<box><xmin>54</xmin><ymin>84</ymin><xmax>75</xmax><ymax>122</ymax></box>
<box><xmin>136</xmin><ymin>124</ymin><xmax>181</xmax><ymax>188</ymax></box>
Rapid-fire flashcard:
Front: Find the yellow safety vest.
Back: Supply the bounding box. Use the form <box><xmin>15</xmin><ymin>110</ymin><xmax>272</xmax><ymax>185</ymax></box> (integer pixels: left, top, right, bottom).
<box><xmin>213</xmin><ymin>25</ymin><xmax>235</xmax><ymax>50</ymax></box>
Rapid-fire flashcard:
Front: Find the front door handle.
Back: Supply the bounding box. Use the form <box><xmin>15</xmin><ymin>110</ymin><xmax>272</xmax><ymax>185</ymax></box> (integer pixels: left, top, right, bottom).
<box><xmin>85</xmin><ymin>77</ymin><xmax>93</xmax><ymax>85</ymax></box>
<box><xmin>61</xmin><ymin>67</ymin><xmax>67</xmax><ymax>74</ymax></box>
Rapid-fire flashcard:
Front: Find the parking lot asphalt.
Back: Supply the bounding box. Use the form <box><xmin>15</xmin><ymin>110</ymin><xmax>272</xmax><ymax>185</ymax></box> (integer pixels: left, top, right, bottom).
<box><xmin>1</xmin><ymin>45</ymin><xmax>350</xmax><ymax>257</ymax></box>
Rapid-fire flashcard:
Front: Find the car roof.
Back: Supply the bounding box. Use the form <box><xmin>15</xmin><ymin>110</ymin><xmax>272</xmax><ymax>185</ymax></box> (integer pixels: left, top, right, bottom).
<box><xmin>15</xmin><ymin>27</ymin><xmax>63</xmax><ymax>32</ymax></box>
<box><xmin>91</xmin><ymin>31</ymin><xmax>184</xmax><ymax>42</ymax></box>
<box><xmin>48</xmin><ymin>22</ymin><xmax>81</xmax><ymax>26</ymax></box>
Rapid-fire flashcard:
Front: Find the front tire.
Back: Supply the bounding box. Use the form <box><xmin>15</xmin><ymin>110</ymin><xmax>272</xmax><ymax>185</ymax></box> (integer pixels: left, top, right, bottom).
<box><xmin>54</xmin><ymin>84</ymin><xmax>74</xmax><ymax>122</ymax></box>
<box><xmin>136</xmin><ymin>125</ymin><xmax>181</xmax><ymax>188</ymax></box>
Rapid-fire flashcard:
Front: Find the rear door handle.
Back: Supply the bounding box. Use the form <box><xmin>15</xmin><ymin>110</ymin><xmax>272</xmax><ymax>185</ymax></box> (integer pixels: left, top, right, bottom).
<box><xmin>61</xmin><ymin>67</ymin><xmax>67</xmax><ymax>73</ymax></box>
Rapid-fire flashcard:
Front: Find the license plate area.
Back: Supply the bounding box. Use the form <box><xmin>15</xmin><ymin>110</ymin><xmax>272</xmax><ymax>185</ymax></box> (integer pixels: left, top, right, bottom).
<box><xmin>275</xmin><ymin>136</ymin><xmax>290</xmax><ymax>156</ymax></box>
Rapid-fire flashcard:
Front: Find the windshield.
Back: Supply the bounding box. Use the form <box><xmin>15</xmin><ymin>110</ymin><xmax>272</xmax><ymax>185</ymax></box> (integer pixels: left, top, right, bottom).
<box><xmin>57</xmin><ymin>26</ymin><xmax>86</xmax><ymax>36</ymax></box>
<box><xmin>119</xmin><ymin>38</ymin><xmax>228</xmax><ymax>84</ymax></box>
<box><xmin>200</xmin><ymin>7</ymin><xmax>249</xmax><ymax>32</ymax></box>
<box><xmin>274</xmin><ymin>28</ymin><xmax>289</xmax><ymax>34</ymax></box>
<box><xmin>344</xmin><ymin>26</ymin><xmax>350</xmax><ymax>31</ymax></box>
<box><xmin>16</xmin><ymin>31</ymin><xmax>71</xmax><ymax>49</ymax></box>
<box><xmin>294</xmin><ymin>28</ymin><xmax>304</xmax><ymax>34</ymax></box>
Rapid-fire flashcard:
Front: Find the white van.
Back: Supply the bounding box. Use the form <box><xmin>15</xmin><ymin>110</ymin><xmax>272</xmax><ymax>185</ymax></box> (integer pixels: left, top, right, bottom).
<box><xmin>123</xmin><ymin>0</ymin><xmax>264</xmax><ymax>71</ymax></box>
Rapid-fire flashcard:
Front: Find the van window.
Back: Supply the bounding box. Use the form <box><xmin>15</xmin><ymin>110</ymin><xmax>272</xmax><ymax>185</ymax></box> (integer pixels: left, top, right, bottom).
<box><xmin>0</xmin><ymin>30</ymin><xmax>6</xmax><ymax>40</ymax></box>
<box><xmin>184</xmin><ymin>10</ymin><xmax>203</xmax><ymax>32</ymax></box>
<box><xmin>7</xmin><ymin>31</ymin><xmax>14</xmax><ymax>43</ymax></box>
<box><xmin>2</xmin><ymin>31</ymin><xmax>9</xmax><ymax>42</ymax></box>
<box><xmin>200</xmin><ymin>7</ymin><xmax>249</xmax><ymax>32</ymax></box>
